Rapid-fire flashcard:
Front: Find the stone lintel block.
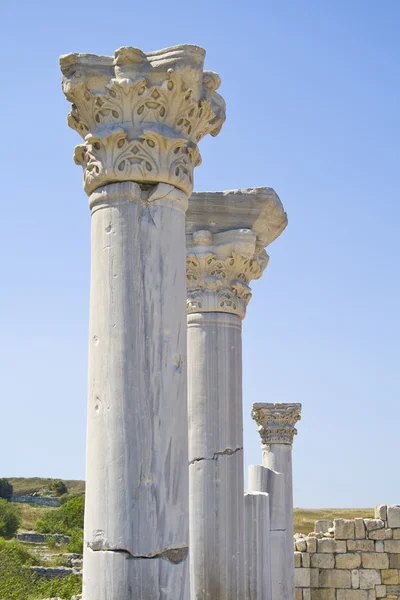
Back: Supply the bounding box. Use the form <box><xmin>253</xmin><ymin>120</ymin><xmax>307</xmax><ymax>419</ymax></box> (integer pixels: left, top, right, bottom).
<box><xmin>347</xmin><ymin>540</ymin><xmax>375</xmax><ymax>552</ymax></box>
<box><xmin>337</xmin><ymin>591</ymin><xmax>368</xmax><ymax>600</ymax></box>
<box><xmin>361</xmin><ymin>552</ymin><xmax>389</xmax><ymax>569</ymax></box>
<box><xmin>310</xmin><ymin>553</ymin><xmax>335</xmax><ymax>569</ymax></box>
<box><xmin>375</xmin><ymin>585</ymin><xmax>386</xmax><ymax>598</ymax></box>
<box><xmin>375</xmin><ymin>505</ymin><xmax>387</xmax><ymax>521</ymax></box>
<box><xmin>385</xmin><ymin>541</ymin><xmax>400</xmax><ymax>553</ymax></box>
<box><xmin>310</xmin><ymin>590</ymin><xmax>335</xmax><ymax>600</ymax></box>
<box><xmin>336</xmin><ymin>553</ymin><xmax>362</xmax><ymax>569</ymax></box>
<box><xmin>319</xmin><ymin>568</ymin><xmax>351</xmax><ymax>588</ymax></box>
<box><xmin>359</xmin><ymin>569</ymin><xmax>382</xmax><ymax>589</ymax></box>
<box><xmin>382</xmin><ymin>569</ymin><xmax>400</xmax><ymax>584</ymax></box>
<box><xmin>295</xmin><ymin>552</ymin><xmax>302</xmax><ymax>567</ymax></box>
<box><xmin>364</xmin><ymin>519</ymin><xmax>385</xmax><ymax>532</ymax></box>
<box><xmin>368</xmin><ymin>528</ymin><xmax>392</xmax><ymax>540</ymax></box>
<box><xmin>315</xmin><ymin>520</ymin><xmax>333</xmax><ymax>534</ymax></box>
<box><xmin>387</xmin><ymin>506</ymin><xmax>400</xmax><ymax>528</ymax></box>
<box><xmin>390</xmin><ymin>554</ymin><xmax>400</xmax><ymax>568</ymax></box>
<box><xmin>335</xmin><ymin>519</ymin><xmax>356</xmax><ymax>540</ymax></box>
<box><xmin>355</xmin><ymin>518</ymin><xmax>366</xmax><ymax>539</ymax></box>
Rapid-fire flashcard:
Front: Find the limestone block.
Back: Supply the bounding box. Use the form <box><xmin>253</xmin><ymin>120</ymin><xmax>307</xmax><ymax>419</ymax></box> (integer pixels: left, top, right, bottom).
<box><xmin>303</xmin><ymin>590</ymin><xmax>311</xmax><ymax>600</ymax></box>
<box><xmin>295</xmin><ymin>568</ymin><xmax>311</xmax><ymax>588</ymax></box>
<box><xmin>355</xmin><ymin>518</ymin><xmax>366</xmax><ymax>539</ymax></box>
<box><xmin>388</xmin><ymin>507</ymin><xmax>400</xmax><ymax>528</ymax></box>
<box><xmin>361</xmin><ymin>553</ymin><xmax>389</xmax><ymax>569</ymax></box>
<box><xmin>295</xmin><ymin>589</ymin><xmax>303</xmax><ymax>600</ymax></box>
<box><xmin>375</xmin><ymin>585</ymin><xmax>386</xmax><ymax>598</ymax></box>
<box><xmin>318</xmin><ymin>538</ymin><xmax>335</xmax><ymax>553</ymax></box>
<box><xmin>310</xmin><ymin>553</ymin><xmax>335</xmax><ymax>568</ymax></box>
<box><xmin>393</xmin><ymin>529</ymin><xmax>400</xmax><ymax>539</ymax></box>
<box><xmin>364</xmin><ymin>519</ymin><xmax>385</xmax><ymax>531</ymax></box>
<box><xmin>375</xmin><ymin>541</ymin><xmax>384</xmax><ymax>552</ymax></box>
<box><xmin>311</xmin><ymin>568</ymin><xmax>319</xmax><ymax>587</ymax></box>
<box><xmin>359</xmin><ymin>569</ymin><xmax>382</xmax><ymax>589</ymax></box>
<box><xmin>315</xmin><ymin>520</ymin><xmax>333</xmax><ymax>534</ymax></box>
<box><xmin>382</xmin><ymin>570</ymin><xmax>400</xmax><ymax>584</ymax></box>
<box><xmin>368</xmin><ymin>528</ymin><xmax>392</xmax><ymax>540</ymax></box>
<box><xmin>375</xmin><ymin>505</ymin><xmax>387</xmax><ymax>521</ymax></box>
<box><xmin>336</xmin><ymin>541</ymin><xmax>348</xmax><ymax>553</ymax></box>
<box><xmin>348</xmin><ymin>540</ymin><xmax>375</xmax><ymax>552</ymax></box>
<box><xmin>352</xmin><ymin>569</ymin><xmax>360</xmax><ymax>589</ymax></box>
<box><xmin>336</xmin><ymin>553</ymin><xmax>361</xmax><ymax>569</ymax></box>
<box><xmin>297</xmin><ymin>539</ymin><xmax>308</xmax><ymax>552</ymax></box>
<box><xmin>310</xmin><ymin>591</ymin><xmax>335</xmax><ymax>600</ymax></box>
<box><xmin>337</xmin><ymin>591</ymin><xmax>368</xmax><ymax>600</ymax></box>
<box><xmin>302</xmin><ymin>553</ymin><xmax>311</xmax><ymax>567</ymax></box>
<box><xmin>319</xmin><ymin>569</ymin><xmax>351</xmax><ymax>588</ymax></box>
<box><xmin>385</xmin><ymin>541</ymin><xmax>400</xmax><ymax>553</ymax></box>
<box><xmin>387</xmin><ymin>584</ymin><xmax>400</xmax><ymax>595</ymax></box>
<box><xmin>307</xmin><ymin>537</ymin><xmax>318</xmax><ymax>553</ymax></box>
<box><xmin>335</xmin><ymin>519</ymin><xmax>355</xmax><ymax>540</ymax></box>
<box><xmin>367</xmin><ymin>592</ymin><xmax>376</xmax><ymax>600</ymax></box>
<box><xmin>390</xmin><ymin>554</ymin><xmax>400</xmax><ymax>568</ymax></box>
<box><xmin>295</xmin><ymin>553</ymin><xmax>302</xmax><ymax>568</ymax></box>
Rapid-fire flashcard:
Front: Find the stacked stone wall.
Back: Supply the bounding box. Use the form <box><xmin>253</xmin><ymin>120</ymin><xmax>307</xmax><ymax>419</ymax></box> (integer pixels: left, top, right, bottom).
<box><xmin>294</xmin><ymin>505</ymin><xmax>400</xmax><ymax>599</ymax></box>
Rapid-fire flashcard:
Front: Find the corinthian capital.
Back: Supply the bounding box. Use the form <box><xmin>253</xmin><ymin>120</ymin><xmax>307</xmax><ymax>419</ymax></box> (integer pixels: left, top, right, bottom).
<box><xmin>60</xmin><ymin>45</ymin><xmax>226</xmax><ymax>197</ymax></box>
<box><xmin>186</xmin><ymin>188</ymin><xmax>288</xmax><ymax>319</ymax></box>
<box><xmin>251</xmin><ymin>403</ymin><xmax>302</xmax><ymax>446</ymax></box>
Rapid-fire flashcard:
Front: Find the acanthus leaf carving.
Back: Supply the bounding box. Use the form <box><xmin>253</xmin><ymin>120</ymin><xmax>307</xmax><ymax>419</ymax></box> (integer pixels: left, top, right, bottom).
<box><xmin>251</xmin><ymin>403</ymin><xmax>302</xmax><ymax>446</ymax></box>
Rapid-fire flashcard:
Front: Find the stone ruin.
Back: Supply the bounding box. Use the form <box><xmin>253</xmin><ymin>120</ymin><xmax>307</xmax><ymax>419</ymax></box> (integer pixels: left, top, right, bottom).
<box><xmin>59</xmin><ymin>41</ymin><xmax>302</xmax><ymax>599</ymax></box>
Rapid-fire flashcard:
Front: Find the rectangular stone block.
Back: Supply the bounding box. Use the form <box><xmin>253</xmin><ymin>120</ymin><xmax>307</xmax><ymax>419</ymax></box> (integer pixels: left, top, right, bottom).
<box><xmin>382</xmin><ymin>569</ymin><xmax>399</xmax><ymax>584</ymax></box>
<box><xmin>375</xmin><ymin>585</ymin><xmax>386</xmax><ymax>598</ymax></box>
<box><xmin>295</xmin><ymin>568</ymin><xmax>311</xmax><ymax>588</ymax></box>
<box><xmin>317</xmin><ymin>538</ymin><xmax>335</xmax><ymax>553</ymax></box>
<box><xmin>355</xmin><ymin>518</ymin><xmax>366</xmax><ymax>539</ymax></box>
<box><xmin>295</xmin><ymin>552</ymin><xmax>302</xmax><ymax>567</ymax></box>
<box><xmin>319</xmin><ymin>569</ymin><xmax>351</xmax><ymax>588</ymax></box>
<box><xmin>387</xmin><ymin>585</ymin><xmax>400</xmax><ymax>595</ymax></box>
<box><xmin>310</xmin><ymin>590</ymin><xmax>335</xmax><ymax>600</ymax></box>
<box><xmin>393</xmin><ymin>529</ymin><xmax>400</xmax><ymax>539</ymax></box>
<box><xmin>352</xmin><ymin>569</ymin><xmax>360</xmax><ymax>589</ymax></box>
<box><xmin>335</xmin><ymin>553</ymin><xmax>361</xmax><ymax>569</ymax></box>
<box><xmin>315</xmin><ymin>520</ymin><xmax>333</xmax><ymax>533</ymax></box>
<box><xmin>390</xmin><ymin>554</ymin><xmax>400</xmax><ymax>568</ymax></box>
<box><xmin>348</xmin><ymin>540</ymin><xmax>375</xmax><ymax>552</ymax></box>
<box><xmin>359</xmin><ymin>569</ymin><xmax>381</xmax><ymax>589</ymax></box>
<box><xmin>307</xmin><ymin>537</ymin><xmax>318</xmax><ymax>553</ymax></box>
<box><xmin>335</xmin><ymin>519</ymin><xmax>356</xmax><ymax>540</ymax></box>
<box><xmin>364</xmin><ymin>519</ymin><xmax>385</xmax><ymax>531</ymax></box>
<box><xmin>375</xmin><ymin>541</ymin><xmax>384</xmax><ymax>552</ymax></box>
<box><xmin>385</xmin><ymin>541</ymin><xmax>400</xmax><ymax>553</ymax></box>
<box><xmin>303</xmin><ymin>590</ymin><xmax>311</xmax><ymax>600</ymax></box>
<box><xmin>361</xmin><ymin>553</ymin><xmax>389</xmax><ymax>569</ymax></box>
<box><xmin>367</xmin><ymin>591</ymin><xmax>376</xmax><ymax>600</ymax></box>
<box><xmin>388</xmin><ymin>506</ymin><xmax>400</xmax><ymax>528</ymax></box>
<box><xmin>375</xmin><ymin>505</ymin><xmax>387</xmax><ymax>521</ymax></box>
<box><xmin>295</xmin><ymin>589</ymin><xmax>303</xmax><ymax>600</ymax></box>
<box><xmin>337</xmin><ymin>592</ymin><xmax>368</xmax><ymax>600</ymax></box>
<box><xmin>303</xmin><ymin>553</ymin><xmax>311</xmax><ymax>567</ymax></box>
<box><xmin>311</xmin><ymin>568</ymin><xmax>319</xmax><ymax>587</ymax></box>
<box><xmin>368</xmin><ymin>528</ymin><xmax>392</xmax><ymax>540</ymax></box>
<box><xmin>311</xmin><ymin>553</ymin><xmax>335</xmax><ymax>568</ymax></box>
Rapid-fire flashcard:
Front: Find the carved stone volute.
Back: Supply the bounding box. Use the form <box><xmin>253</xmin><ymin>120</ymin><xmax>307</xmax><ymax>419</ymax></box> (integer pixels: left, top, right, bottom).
<box><xmin>60</xmin><ymin>45</ymin><xmax>226</xmax><ymax>196</ymax></box>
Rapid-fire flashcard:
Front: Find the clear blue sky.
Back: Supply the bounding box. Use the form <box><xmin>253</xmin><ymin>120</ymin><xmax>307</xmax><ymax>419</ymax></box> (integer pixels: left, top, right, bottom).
<box><xmin>1</xmin><ymin>0</ymin><xmax>399</xmax><ymax>508</ymax></box>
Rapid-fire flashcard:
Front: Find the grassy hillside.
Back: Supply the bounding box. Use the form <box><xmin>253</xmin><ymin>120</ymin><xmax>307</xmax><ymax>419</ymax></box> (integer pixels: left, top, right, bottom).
<box><xmin>293</xmin><ymin>508</ymin><xmax>374</xmax><ymax>534</ymax></box>
<box><xmin>8</xmin><ymin>478</ymin><xmax>85</xmax><ymax>496</ymax></box>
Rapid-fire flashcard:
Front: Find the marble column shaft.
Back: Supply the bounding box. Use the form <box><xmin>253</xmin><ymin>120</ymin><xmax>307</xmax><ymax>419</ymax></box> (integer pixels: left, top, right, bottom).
<box><xmin>251</xmin><ymin>403</ymin><xmax>302</xmax><ymax>600</ymax></box>
<box><xmin>60</xmin><ymin>45</ymin><xmax>225</xmax><ymax>599</ymax></box>
<box><xmin>186</xmin><ymin>190</ymin><xmax>287</xmax><ymax>599</ymax></box>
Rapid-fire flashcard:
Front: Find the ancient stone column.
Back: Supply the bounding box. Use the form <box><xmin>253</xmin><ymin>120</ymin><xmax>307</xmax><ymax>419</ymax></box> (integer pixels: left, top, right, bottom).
<box><xmin>60</xmin><ymin>45</ymin><xmax>225</xmax><ymax>600</ymax></box>
<box><xmin>186</xmin><ymin>189</ymin><xmax>287</xmax><ymax>599</ymax></box>
<box><xmin>251</xmin><ymin>403</ymin><xmax>302</xmax><ymax>600</ymax></box>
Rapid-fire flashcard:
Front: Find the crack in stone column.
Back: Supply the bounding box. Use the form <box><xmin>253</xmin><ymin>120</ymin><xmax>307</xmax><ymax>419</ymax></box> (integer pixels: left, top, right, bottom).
<box><xmin>189</xmin><ymin>446</ymin><xmax>243</xmax><ymax>465</ymax></box>
<box><xmin>87</xmin><ymin>545</ymin><xmax>188</xmax><ymax>564</ymax></box>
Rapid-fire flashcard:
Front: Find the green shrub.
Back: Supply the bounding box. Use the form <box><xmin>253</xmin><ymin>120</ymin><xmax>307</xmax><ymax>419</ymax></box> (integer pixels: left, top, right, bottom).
<box><xmin>68</xmin><ymin>529</ymin><xmax>84</xmax><ymax>554</ymax></box>
<box><xmin>36</xmin><ymin>495</ymin><xmax>84</xmax><ymax>535</ymax></box>
<box><xmin>59</xmin><ymin>492</ymin><xmax>83</xmax><ymax>505</ymax></box>
<box><xmin>52</xmin><ymin>479</ymin><xmax>68</xmax><ymax>497</ymax></box>
<box><xmin>0</xmin><ymin>478</ymin><xmax>13</xmax><ymax>501</ymax></box>
<box><xmin>0</xmin><ymin>498</ymin><xmax>20</xmax><ymax>538</ymax></box>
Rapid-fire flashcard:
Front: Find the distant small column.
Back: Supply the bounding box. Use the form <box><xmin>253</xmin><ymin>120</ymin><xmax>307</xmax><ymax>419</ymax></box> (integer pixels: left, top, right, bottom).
<box><xmin>244</xmin><ymin>490</ymin><xmax>272</xmax><ymax>600</ymax></box>
<box><xmin>251</xmin><ymin>403</ymin><xmax>302</xmax><ymax>600</ymax></box>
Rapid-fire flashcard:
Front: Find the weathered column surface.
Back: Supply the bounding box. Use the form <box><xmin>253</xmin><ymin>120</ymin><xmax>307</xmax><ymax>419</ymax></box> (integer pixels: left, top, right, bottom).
<box><xmin>251</xmin><ymin>403</ymin><xmax>302</xmax><ymax>600</ymax></box>
<box><xmin>186</xmin><ymin>189</ymin><xmax>287</xmax><ymax>599</ymax></box>
<box><xmin>60</xmin><ymin>45</ymin><xmax>225</xmax><ymax>599</ymax></box>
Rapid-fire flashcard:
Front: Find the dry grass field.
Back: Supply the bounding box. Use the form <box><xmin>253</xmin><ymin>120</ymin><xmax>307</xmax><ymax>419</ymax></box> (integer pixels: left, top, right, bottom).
<box><xmin>293</xmin><ymin>508</ymin><xmax>374</xmax><ymax>534</ymax></box>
